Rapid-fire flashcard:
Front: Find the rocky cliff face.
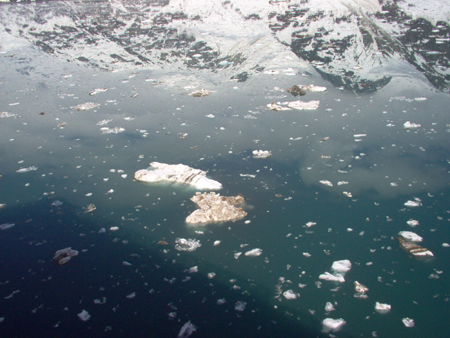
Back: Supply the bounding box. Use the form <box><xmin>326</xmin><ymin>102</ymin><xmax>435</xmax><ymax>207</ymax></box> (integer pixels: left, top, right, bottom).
<box><xmin>1</xmin><ymin>0</ymin><xmax>449</xmax><ymax>92</ymax></box>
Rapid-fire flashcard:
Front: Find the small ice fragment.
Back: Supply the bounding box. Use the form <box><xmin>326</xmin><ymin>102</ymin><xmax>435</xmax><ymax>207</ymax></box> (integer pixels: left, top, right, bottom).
<box><xmin>234</xmin><ymin>252</ymin><xmax>242</xmax><ymax>259</ymax></box>
<box><xmin>77</xmin><ymin>310</ymin><xmax>91</xmax><ymax>321</ymax></box>
<box><xmin>16</xmin><ymin>166</ymin><xmax>38</xmax><ymax>173</ymax></box>
<box><xmin>245</xmin><ymin>248</ymin><xmax>262</xmax><ymax>257</ymax></box>
<box><xmin>53</xmin><ymin>247</ymin><xmax>78</xmax><ymax>265</ymax></box>
<box><xmin>375</xmin><ymin>302</ymin><xmax>391</xmax><ymax>314</ymax></box>
<box><xmin>98</xmin><ymin>228</ymin><xmax>106</xmax><ymax>233</ymax></box>
<box><xmin>402</xmin><ymin>317</ymin><xmax>415</xmax><ymax>327</ymax></box>
<box><xmin>288</xmin><ymin>100</ymin><xmax>320</xmax><ymax>110</ymax></box>
<box><xmin>110</xmin><ymin>226</ymin><xmax>119</xmax><ymax>231</ymax></box>
<box><xmin>74</xmin><ymin>102</ymin><xmax>100</xmax><ymax>111</ymax></box>
<box><xmin>175</xmin><ymin>238</ymin><xmax>201</xmax><ymax>252</ymax></box>
<box><xmin>252</xmin><ymin>150</ymin><xmax>272</xmax><ymax>159</ymax></box>
<box><xmin>325</xmin><ymin>302</ymin><xmax>335</xmax><ymax>312</ymax></box>
<box><xmin>189</xmin><ymin>266</ymin><xmax>198</xmax><ymax>273</ymax></box>
<box><xmin>89</xmin><ymin>88</ymin><xmax>108</xmax><ymax>96</ymax></box>
<box><xmin>126</xmin><ymin>292</ymin><xmax>136</xmax><ymax>299</ymax></box>
<box><xmin>354</xmin><ymin>281</ymin><xmax>369</xmax><ymax>294</ymax></box>
<box><xmin>331</xmin><ymin>260</ymin><xmax>352</xmax><ymax>273</ymax></box>
<box><xmin>414</xmin><ymin>97</ymin><xmax>427</xmax><ymax>101</ymax></box>
<box><xmin>0</xmin><ymin>223</ymin><xmax>15</xmax><ymax>230</ymax></box>
<box><xmin>123</xmin><ymin>261</ymin><xmax>132</xmax><ymax>266</ymax></box>
<box><xmin>305</xmin><ymin>222</ymin><xmax>316</xmax><ymax>227</ymax></box>
<box><xmin>403</xmin><ymin>121</ymin><xmax>421</xmax><ymax>129</ymax></box>
<box><xmin>189</xmin><ymin>89</ymin><xmax>211</xmax><ymax>97</ymax></box>
<box><xmin>442</xmin><ymin>243</ymin><xmax>450</xmax><ymax>247</ymax></box>
<box><xmin>303</xmin><ymin>252</ymin><xmax>311</xmax><ymax>257</ymax></box>
<box><xmin>404</xmin><ymin>200</ymin><xmax>421</xmax><ymax>207</ymax></box>
<box><xmin>51</xmin><ymin>200</ymin><xmax>63</xmax><ymax>207</ymax></box>
<box><xmin>407</xmin><ymin>219</ymin><xmax>419</xmax><ymax>227</ymax></box>
<box><xmin>319</xmin><ymin>272</ymin><xmax>345</xmax><ymax>282</ymax></box>
<box><xmin>244</xmin><ymin>220</ymin><xmax>251</xmax><ymax>224</ymax></box>
<box><xmin>235</xmin><ymin>301</ymin><xmax>246</xmax><ymax>311</ymax></box>
<box><xmin>267</xmin><ymin>102</ymin><xmax>291</xmax><ymax>111</ymax></box>
<box><xmin>206</xmin><ymin>114</ymin><xmax>215</xmax><ymax>118</ymax></box>
<box><xmin>177</xmin><ymin>321</ymin><xmax>196</xmax><ymax>338</ymax></box>
<box><xmin>398</xmin><ymin>231</ymin><xmax>423</xmax><ymax>242</ymax></box>
<box><xmin>321</xmin><ymin>318</ymin><xmax>346</xmax><ymax>333</ymax></box>
<box><xmin>283</xmin><ymin>290</ymin><xmax>297</xmax><ymax>300</ymax></box>
<box><xmin>319</xmin><ymin>180</ymin><xmax>333</xmax><ymax>187</ymax></box>
<box><xmin>217</xmin><ymin>298</ymin><xmax>226</xmax><ymax>305</ymax></box>
<box><xmin>213</xmin><ymin>240</ymin><xmax>221</xmax><ymax>246</ymax></box>
<box><xmin>207</xmin><ymin>272</ymin><xmax>216</xmax><ymax>279</ymax></box>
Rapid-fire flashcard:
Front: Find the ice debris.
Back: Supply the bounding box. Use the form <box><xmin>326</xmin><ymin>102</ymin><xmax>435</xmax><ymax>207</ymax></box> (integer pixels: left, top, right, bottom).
<box><xmin>244</xmin><ymin>248</ymin><xmax>262</xmax><ymax>257</ymax></box>
<box><xmin>288</xmin><ymin>100</ymin><xmax>320</xmax><ymax>110</ymax></box>
<box><xmin>189</xmin><ymin>89</ymin><xmax>211</xmax><ymax>97</ymax></box>
<box><xmin>252</xmin><ymin>150</ymin><xmax>272</xmax><ymax>159</ymax></box>
<box><xmin>319</xmin><ymin>272</ymin><xmax>345</xmax><ymax>283</ymax></box>
<box><xmin>77</xmin><ymin>309</ymin><xmax>91</xmax><ymax>321</ymax></box>
<box><xmin>404</xmin><ymin>121</ymin><xmax>421</xmax><ymax>129</ymax></box>
<box><xmin>51</xmin><ymin>200</ymin><xmax>63</xmax><ymax>207</ymax></box>
<box><xmin>398</xmin><ymin>231</ymin><xmax>423</xmax><ymax>242</ymax></box>
<box><xmin>375</xmin><ymin>302</ymin><xmax>391</xmax><ymax>314</ymax></box>
<box><xmin>175</xmin><ymin>238</ymin><xmax>201</xmax><ymax>252</ymax></box>
<box><xmin>235</xmin><ymin>301</ymin><xmax>246</xmax><ymax>311</ymax></box>
<box><xmin>407</xmin><ymin>219</ymin><xmax>419</xmax><ymax>227</ymax></box>
<box><xmin>283</xmin><ymin>290</ymin><xmax>298</xmax><ymax>300</ymax></box>
<box><xmin>0</xmin><ymin>223</ymin><xmax>15</xmax><ymax>230</ymax></box>
<box><xmin>404</xmin><ymin>199</ymin><xmax>422</xmax><ymax>207</ymax></box>
<box><xmin>354</xmin><ymin>281</ymin><xmax>369</xmax><ymax>294</ymax></box>
<box><xmin>185</xmin><ymin>192</ymin><xmax>247</xmax><ymax>224</ymax></box>
<box><xmin>73</xmin><ymin>102</ymin><xmax>100</xmax><ymax>111</ymax></box>
<box><xmin>321</xmin><ymin>318</ymin><xmax>346</xmax><ymax>333</ymax></box>
<box><xmin>402</xmin><ymin>317</ymin><xmax>415</xmax><ymax>328</ymax></box>
<box><xmin>16</xmin><ymin>166</ymin><xmax>38</xmax><ymax>173</ymax></box>
<box><xmin>135</xmin><ymin>162</ymin><xmax>222</xmax><ymax>190</ymax></box>
<box><xmin>177</xmin><ymin>321</ymin><xmax>196</xmax><ymax>338</ymax></box>
<box><xmin>397</xmin><ymin>237</ymin><xmax>433</xmax><ymax>257</ymax></box>
<box><xmin>320</xmin><ymin>260</ymin><xmax>351</xmax><ymax>283</ymax></box>
<box><xmin>331</xmin><ymin>260</ymin><xmax>352</xmax><ymax>273</ymax></box>
<box><xmin>266</xmin><ymin>102</ymin><xmax>292</xmax><ymax>111</ymax></box>
<box><xmin>53</xmin><ymin>247</ymin><xmax>79</xmax><ymax>265</ymax></box>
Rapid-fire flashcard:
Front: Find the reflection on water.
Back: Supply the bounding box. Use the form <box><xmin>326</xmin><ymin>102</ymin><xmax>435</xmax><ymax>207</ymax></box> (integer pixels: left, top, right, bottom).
<box><xmin>1</xmin><ymin>1</ymin><xmax>450</xmax><ymax>337</ymax></box>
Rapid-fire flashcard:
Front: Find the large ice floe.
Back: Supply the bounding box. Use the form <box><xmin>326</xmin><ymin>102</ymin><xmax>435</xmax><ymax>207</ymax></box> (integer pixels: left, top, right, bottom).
<box><xmin>185</xmin><ymin>192</ymin><xmax>247</xmax><ymax>224</ymax></box>
<box><xmin>397</xmin><ymin>237</ymin><xmax>433</xmax><ymax>257</ymax></box>
<box><xmin>319</xmin><ymin>260</ymin><xmax>352</xmax><ymax>283</ymax></box>
<box><xmin>134</xmin><ymin>162</ymin><xmax>222</xmax><ymax>190</ymax></box>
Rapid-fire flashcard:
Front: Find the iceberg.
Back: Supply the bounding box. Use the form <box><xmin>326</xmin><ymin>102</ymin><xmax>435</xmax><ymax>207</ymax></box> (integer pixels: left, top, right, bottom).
<box><xmin>321</xmin><ymin>318</ymin><xmax>346</xmax><ymax>333</ymax></box>
<box><xmin>288</xmin><ymin>100</ymin><xmax>320</xmax><ymax>110</ymax></box>
<box><xmin>175</xmin><ymin>238</ymin><xmax>201</xmax><ymax>252</ymax></box>
<box><xmin>185</xmin><ymin>192</ymin><xmax>247</xmax><ymax>224</ymax></box>
<box><xmin>135</xmin><ymin>162</ymin><xmax>222</xmax><ymax>190</ymax></box>
<box><xmin>177</xmin><ymin>321</ymin><xmax>196</xmax><ymax>338</ymax></box>
<box><xmin>53</xmin><ymin>247</ymin><xmax>79</xmax><ymax>265</ymax></box>
<box><xmin>398</xmin><ymin>231</ymin><xmax>423</xmax><ymax>242</ymax></box>
<box><xmin>375</xmin><ymin>302</ymin><xmax>391</xmax><ymax>314</ymax></box>
<box><xmin>252</xmin><ymin>150</ymin><xmax>272</xmax><ymax>159</ymax></box>
<box><xmin>397</xmin><ymin>237</ymin><xmax>433</xmax><ymax>257</ymax></box>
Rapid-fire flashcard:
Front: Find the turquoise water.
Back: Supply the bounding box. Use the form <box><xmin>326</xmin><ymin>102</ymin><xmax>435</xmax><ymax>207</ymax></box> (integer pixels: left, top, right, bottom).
<box><xmin>1</xmin><ymin>1</ymin><xmax>450</xmax><ymax>337</ymax></box>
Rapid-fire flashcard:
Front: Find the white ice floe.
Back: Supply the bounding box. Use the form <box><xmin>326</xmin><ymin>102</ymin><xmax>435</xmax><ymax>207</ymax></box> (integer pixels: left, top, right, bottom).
<box><xmin>407</xmin><ymin>219</ymin><xmax>419</xmax><ymax>227</ymax></box>
<box><xmin>402</xmin><ymin>317</ymin><xmax>415</xmax><ymax>328</ymax></box>
<box><xmin>252</xmin><ymin>150</ymin><xmax>272</xmax><ymax>159</ymax></box>
<box><xmin>234</xmin><ymin>252</ymin><xmax>242</xmax><ymax>259</ymax></box>
<box><xmin>283</xmin><ymin>290</ymin><xmax>298</xmax><ymax>300</ymax></box>
<box><xmin>319</xmin><ymin>180</ymin><xmax>333</xmax><ymax>187</ymax></box>
<box><xmin>288</xmin><ymin>100</ymin><xmax>320</xmax><ymax>110</ymax></box>
<box><xmin>305</xmin><ymin>222</ymin><xmax>316</xmax><ymax>228</ymax></box>
<box><xmin>53</xmin><ymin>247</ymin><xmax>79</xmax><ymax>265</ymax></box>
<box><xmin>100</xmin><ymin>127</ymin><xmax>125</xmax><ymax>134</ymax></box>
<box><xmin>299</xmin><ymin>84</ymin><xmax>327</xmax><ymax>92</ymax></box>
<box><xmin>234</xmin><ymin>301</ymin><xmax>246</xmax><ymax>311</ymax></box>
<box><xmin>331</xmin><ymin>260</ymin><xmax>352</xmax><ymax>273</ymax></box>
<box><xmin>89</xmin><ymin>88</ymin><xmax>108</xmax><ymax>96</ymax></box>
<box><xmin>266</xmin><ymin>102</ymin><xmax>292</xmax><ymax>111</ymax></box>
<box><xmin>321</xmin><ymin>318</ymin><xmax>346</xmax><ymax>333</ymax></box>
<box><xmin>0</xmin><ymin>223</ymin><xmax>15</xmax><ymax>230</ymax></box>
<box><xmin>404</xmin><ymin>121</ymin><xmax>421</xmax><ymax>129</ymax></box>
<box><xmin>245</xmin><ymin>248</ymin><xmax>262</xmax><ymax>257</ymax></box>
<box><xmin>73</xmin><ymin>102</ymin><xmax>100</xmax><ymax>111</ymax></box>
<box><xmin>110</xmin><ymin>226</ymin><xmax>119</xmax><ymax>231</ymax></box>
<box><xmin>319</xmin><ymin>272</ymin><xmax>345</xmax><ymax>283</ymax></box>
<box><xmin>213</xmin><ymin>240</ymin><xmax>221</xmax><ymax>246</ymax></box>
<box><xmin>442</xmin><ymin>243</ymin><xmax>450</xmax><ymax>247</ymax></box>
<box><xmin>77</xmin><ymin>310</ymin><xmax>91</xmax><ymax>321</ymax></box>
<box><xmin>135</xmin><ymin>162</ymin><xmax>222</xmax><ymax>190</ymax></box>
<box><xmin>177</xmin><ymin>321</ymin><xmax>196</xmax><ymax>338</ymax></box>
<box><xmin>175</xmin><ymin>238</ymin><xmax>201</xmax><ymax>252</ymax></box>
<box><xmin>185</xmin><ymin>192</ymin><xmax>246</xmax><ymax>224</ymax></box>
<box><xmin>189</xmin><ymin>266</ymin><xmax>198</xmax><ymax>273</ymax></box>
<box><xmin>325</xmin><ymin>302</ymin><xmax>335</xmax><ymax>312</ymax></box>
<box><xmin>16</xmin><ymin>166</ymin><xmax>38</xmax><ymax>173</ymax></box>
<box><xmin>375</xmin><ymin>302</ymin><xmax>391</xmax><ymax>314</ymax></box>
<box><xmin>404</xmin><ymin>200</ymin><xmax>422</xmax><ymax>207</ymax></box>
<box><xmin>398</xmin><ymin>231</ymin><xmax>423</xmax><ymax>242</ymax></box>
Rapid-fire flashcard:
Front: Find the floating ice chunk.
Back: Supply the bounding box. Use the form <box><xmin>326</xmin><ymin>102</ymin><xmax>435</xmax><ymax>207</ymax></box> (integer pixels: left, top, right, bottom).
<box><xmin>319</xmin><ymin>272</ymin><xmax>345</xmax><ymax>283</ymax></box>
<box><xmin>407</xmin><ymin>219</ymin><xmax>419</xmax><ymax>227</ymax></box>
<box><xmin>288</xmin><ymin>100</ymin><xmax>320</xmax><ymax>110</ymax></box>
<box><xmin>89</xmin><ymin>88</ymin><xmax>108</xmax><ymax>96</ymax></box>
<box><xmin>325</xmin><ymin>302</ymin><xmax>335</xmax><ymax>312</ymax></box>
<box><xmin>305</xmin><ymin>222</ymin><xmax>316</xmax><ymax>228</ymax></box>
<box><xmin>398</xmin><ymin>231</ymin><xmax>423</xmax><ymax>242</ymax></box>
<box><xmin>4</xmin><ymin>290</ymin><xmax>20</xmax><ymax>299</ymax></box>
<box><xmin>442</xmin><ymin>243</ymin><xmax>450</xmax><ymax>247</ymax></box>
<box><xmin>189</xmin><ymin>89</ymin><xmax>211</xmax><ymax>97</ymax></box>
<box><xmin>331</xmin><ymin>260</ymin><xmax>352</xmax><ymax>273</ymax></box>
<box><xmin>235</xmin><ymin>301</ymin><xmax>246</xmax><ymax>311</ymax></box>
<box><xmin>303</xmin><ymin>252</ymin><xmax>311</xmax><ymax>257</ymax></box>
<box><xmin>135</xmin><ymin>162</ymin><xmax>222</xmax><ymax>190</ymax></box>
<box><xmin>353</xmin><ymin>134</ymin><xmax>367</xmax><ymax>138</ymax></box>
<box><xmin>126</xmin><ymin>292</ymin><xmax>136</xmax><ymax>299</ymax></box>
<box><xmin>234</xmin><ymin>252</ymin><xmax>242</xmax><ymax>259</ymax></box>
<box><xmin>97</xmin><ymin>119</ymin><xmax>112</xmax><ymax>126</ymax></box>
<box><xmin>245</xmin><ymin>248</ymin><xmax>262</xmax><ymax>257</ymax></box>
<box><xmin>0</xmin><ymin>223</ymin><xmax>15</xmax><ymax>230</ymax></box>
<box><xmin>403</xmin><ymin>121</ymin><xmax>421</xmax><ymax>129</ymax></box>
<box><xmin>283</xmin><ymin>290</ymin><xmax>297</xmax><ymax>300</ymax></box>
<box><xmin>404</xmin><ymin>200</ymin><xmax>421</xmax><ymax>207</ymax></box>
<box><xmin>175</xmin><ymin>238</ymin><xmax>201</xmax><ymax>252</ymax></box>
<box><xmin>414</xmin><ymin>97</ymin><xmax>427</xmax><ymax>101</ymax></box>
<box><xmin>397</xmin><ymin>237</ymin><xmax>433</xmax><ymax>257</ymax></box>
<box><xmin>252</xmin><ymin>150</ymin><xmax>272</xmax><ymax>159</ymax></box>
<box><xmin>300</xmin><ymin>84</ymin><xmax>327</xmax><ymax>92</ymax></box>
<box><xmin>186</xmin><ymin>192</ymin><xmax>246</xmax><ymax>224</ymax></box>
<box><xmin>77</xmin><ymin>310</ymin><xmax>91</xmax><ymax>321</ymax></box>
<box><xmin>354</xmin><ymin>281</ymin><xmax>369</xmax><ymax>294</ymax></box>
<box><xmin>402</xmin><ymin>317</ymin><xmax>415</xmax><ymax>327</ymax></box>
<box><xmin>319</xmin><ymin>180</ymin><xmax>333</xmax><ymax>187</ymax></box>
<box><xmin>16</xmin><ymin>166</ymin><xmax>38</xmax><ymax>173</ymax></box>
<box><xmin>206</xmin><ymin>114</ymin><xmax>215</xmax><ymax>118</ymax></box>
<box><xmin>207</xmin><ymin>272</ymin><xmax>216</xmax><ymax>279</ymax></box>
<box><xmin>123</xmin><ymin>261</ymin><xmax>132</xmax><ymax>266</ymax></box>
<box><xmin>53</xmin><ymin>247</ymin><xmax>78</xmax><ymax>265</ymax></box>
<box><xmin>51</xmin><ymin>200</ymin><xmax>63</xmax><ymax>207</ymax></box>
<box><xmin>74</xmin><ymin>102</ymin><xmax>100</xmax><ymax>111</ymax></box>
<box><xmin>110</xmin><ymin>226</ymin><xmax>119</xmax><ymax>231</ymax></box>
<box><xmin>189</xmin><ymin>266</ymin><xmax>198</xmax><ymax>273</ymax></box>
<box><xmin>100</xmin><ymin>127</ymin><xmax>125</xmax><ymax>134</ymax></box>
<box><xmin>375</xmin><ymin>302</ymin><xmax>391</xmax><ymax>314</ymax></box>
<box><xmin>217</xmin><ymin>298</ymin><xmax>226</xmax><ymax>305</ymax></box>
<box><xmin>177</xmin><ymin>321</ymin><xmax>196</xmax><ymax>338</ymax></box>
<box><xmin>321</xmin><ymin>318</ymin><xmax>346</xmax><ymax>333</ymax></box>
<box><xmin>213</xmin><ymin>240</ymin><xmax>221</xmax><ymax>246</ymax></box>
<box><xmin>267</xmin><ymin>102</ymin><xmax>292</xmax><ymax>111</ymax></box>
